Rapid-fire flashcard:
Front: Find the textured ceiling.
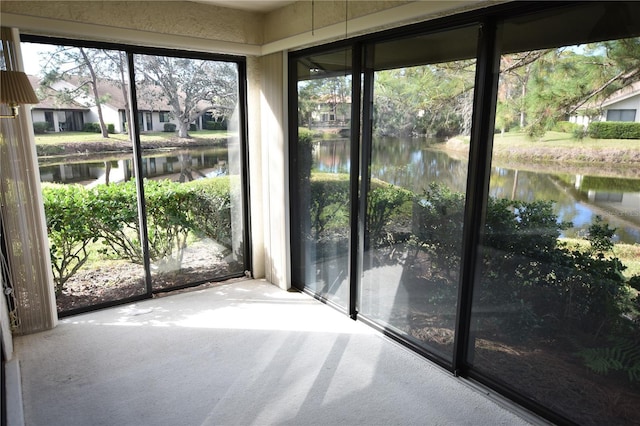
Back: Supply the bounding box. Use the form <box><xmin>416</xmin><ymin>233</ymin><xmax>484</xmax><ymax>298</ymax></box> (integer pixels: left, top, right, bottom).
<box><xmin>191</xmin><ymin>0</ymin><xmax>295</xmax><ymax>12</ymax></box>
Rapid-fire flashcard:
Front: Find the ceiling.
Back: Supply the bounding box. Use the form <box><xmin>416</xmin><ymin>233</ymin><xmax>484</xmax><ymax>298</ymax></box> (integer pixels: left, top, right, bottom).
<box><xmin>191</xmin><ymin>0</ymin><xmax>296</xmax><ymax>12</ymax></box>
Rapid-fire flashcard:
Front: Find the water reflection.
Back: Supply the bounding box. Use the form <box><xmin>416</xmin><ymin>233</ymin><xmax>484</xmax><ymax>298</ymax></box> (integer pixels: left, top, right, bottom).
<box><xmin>315</xmin><ymin>137</ymin><xmax>640</xmax><ymax>244</ymax></box>
<box><xmin>39</xmin><ymin>147</ymin><xmax>229</xmax><ymax>186</ymax></box>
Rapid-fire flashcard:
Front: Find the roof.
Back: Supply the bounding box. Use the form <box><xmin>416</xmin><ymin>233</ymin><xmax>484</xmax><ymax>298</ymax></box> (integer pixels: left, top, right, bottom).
<box><xmin>27</xmin><ymin>74</ymin><xmax>171</xmax><ymax>112</ymax></box>
<box><xmin>601</xmin><ymin>80</ymin><xmax>640</xmax><ymax>108</ymax></box>
<box><xmin>28</xmin><ymin>75</ymin><xmax>88</xmax><ymax>111</ymax></box>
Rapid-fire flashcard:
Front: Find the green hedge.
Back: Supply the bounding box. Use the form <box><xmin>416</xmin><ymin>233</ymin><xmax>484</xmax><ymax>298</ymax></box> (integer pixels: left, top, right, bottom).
<box><xmin>42</xmin><ymin>178</ymin><xmax>233</xmax><ymax>294</ymax></box>
<box><xmin>33</xmin><ymin>121</ymin><xmax>49</xmax><ymax>134</ymax></box>
<box><xmin>163</xmin><ymin>123</ymin><xmax>177</xmax><ymax>132</ymax></box>
<box><xmin>552</xmin><ymin>121</ymin><xmax>581</xmax><ymax>133</ymax></box>
<box><xmin>83</xmin><ymin>122</ymin><xmax>115</xmax><ymax>133</ymax></box>
<box><xmin>43</xmin><ymin>183</ymin><xmax>98</xmax><ymax>294</ymax></box>
<box><xmin>588</xmin><ymin>121</ymin><xmax>640</xmax><ymax>139</ymax></box>
<box><xmin>204</xmin><ymin>119</ymin><xmax>228</xmax><ymax>130</ymax></box>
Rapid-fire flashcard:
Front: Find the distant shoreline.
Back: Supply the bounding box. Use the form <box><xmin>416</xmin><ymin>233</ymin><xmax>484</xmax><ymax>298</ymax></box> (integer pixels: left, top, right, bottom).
<box><xmin>436</xmin><ymin>136</ymin><xmax>640</xmax><ymax>179</ymax></box>
<box><xmin>36</xmin><ymin>137</ymin><xmax>226</xmax><ymax>158</ymax></box>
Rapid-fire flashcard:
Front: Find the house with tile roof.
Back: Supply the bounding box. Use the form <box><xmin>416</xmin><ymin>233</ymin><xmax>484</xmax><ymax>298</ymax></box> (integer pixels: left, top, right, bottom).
<box><xmin>571</xmin><ymin>80</ymin><xmax>640</xmax><ymax>127</ymax></box>
<box><xmin>27</xmin><ymin>74</ymin><xmax>215</xmax><ymax>134</ymax></box>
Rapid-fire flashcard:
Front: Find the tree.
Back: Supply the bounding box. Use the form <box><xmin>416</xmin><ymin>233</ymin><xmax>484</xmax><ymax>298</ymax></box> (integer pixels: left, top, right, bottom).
<box><xmin>498</xmin><ymin>37</ymin><xmax>640</xmax><ymax>138</ymax></box>
<box><xmin>41</xmin><ymin>46</ymin><xmax>112</xmax><ymax>138</ymax></box>
<box><xmin>102</xmin><ymin>50</ymin><xmax>131</xmax><ymax>139</ymax></box>
<box><xmin>373</xmin><ymin>61</ymin><xmax>475</xmax><ymax>138</ymax></box>
<box><xmin>135</xmin><ymin>55</ymin><xmax>238</xmax><ymax>138</ymax></box>
<box><xmin>298</xmin><ymin>75</ymin><xmax>351</xmax><ymax>129</ymax></box>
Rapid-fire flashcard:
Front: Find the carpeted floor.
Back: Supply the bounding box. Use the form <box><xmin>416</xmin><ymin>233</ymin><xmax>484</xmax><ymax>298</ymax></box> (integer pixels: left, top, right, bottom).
<box><xmin>15</xmin><ymin>279</ymin><xmax>540</xmax><ymax>426</ymax></box>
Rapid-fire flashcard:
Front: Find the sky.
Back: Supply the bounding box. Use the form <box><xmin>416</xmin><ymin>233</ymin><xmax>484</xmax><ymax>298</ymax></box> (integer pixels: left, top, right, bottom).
<box><xmin>20</xmin><ymin>42</ymin><xmax>57</xmax><ymax>76</ymax></box>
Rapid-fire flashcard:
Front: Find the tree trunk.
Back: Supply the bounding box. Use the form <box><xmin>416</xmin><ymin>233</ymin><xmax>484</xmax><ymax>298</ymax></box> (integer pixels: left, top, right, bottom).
<box><xmin>178</xmin><ymin>121</ymin><xmax>190</xmax><ymax>138</ymax></box>
<box><xmin>80</xmin><ymin>48</ymin><xmax>109</xmax><ymax>138</ymax></box>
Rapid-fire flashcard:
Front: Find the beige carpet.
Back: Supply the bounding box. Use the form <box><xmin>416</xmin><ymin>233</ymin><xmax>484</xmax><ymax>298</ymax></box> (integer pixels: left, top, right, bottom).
<box><xmin>15</xmin><ymin>279</ymin><xmax>539</xmax><ymax>426</ymax></box>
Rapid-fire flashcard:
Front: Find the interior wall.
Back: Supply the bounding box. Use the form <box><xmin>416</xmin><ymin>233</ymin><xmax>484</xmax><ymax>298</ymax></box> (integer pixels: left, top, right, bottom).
<box><xmin>258</xmin><ymin>51</ymin><xmax>289</xmax><ymax>289</ymax></box>
<box><xmin>262</xmin><ymin>0</ymin><xmax>491</xmax><ymax>54</ymax></box>
<box><xmin>0</xmin><ymin>1</ymin><xmax>264</xmax><ymax>55</ymax></box>
<box><xmin>246</xmin><ymin>56</ymin><xmax>266</xmax><ymax>280</ymax></box>
<box><xmin>263</xmin><ymin>1</ymin><xmax>411</xmax><ymax>43</ymax></box>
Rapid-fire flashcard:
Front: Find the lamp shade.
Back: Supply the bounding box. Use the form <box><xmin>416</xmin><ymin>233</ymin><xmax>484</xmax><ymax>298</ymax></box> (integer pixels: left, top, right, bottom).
<box><xmin>0</xmin><ymin>70</ymin><xmax>40</xmax><ymax>106</ymax></box>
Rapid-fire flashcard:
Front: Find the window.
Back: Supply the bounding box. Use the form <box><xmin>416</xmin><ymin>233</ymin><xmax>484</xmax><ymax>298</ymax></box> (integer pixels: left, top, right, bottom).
<box><xmin>607</xmin><ymin>109</ymin><xmax>636</xmax><ymax>121</ymax></box>
<box><xmin>22</xmin><ymin>37</ymin><xmax>250</xmax><ymax>315</ymax></box>
<box><xmin>290</xmin><ymin>2</ymin><xmax>640</xmax><ymax>424</ymax></box>
<box><xmin>159</xmin><ymin>111</ymin><xmax>170</xmax><ymax>122</ymax></box>
<box><xmin>44</xmin><ymin>111</ymin><xmax>54</xmax><ymax>130</ymax></box>
<box><xmin>145</xmin><ymin>111</ymin><xmax>152</xmax><ymax>131</ymax></box>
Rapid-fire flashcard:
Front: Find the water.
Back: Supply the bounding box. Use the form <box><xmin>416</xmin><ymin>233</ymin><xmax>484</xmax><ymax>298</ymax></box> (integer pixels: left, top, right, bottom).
<box><xmin>39</xmin><ymin>147</ymin><xmax>229</xmax><ymax>187</ymax></box>
<box><xmin>38</xmin><ymin>139</ymin><xmax>640</xmax><ymax>244</ymax></box>
<box><xmin>313</xmin><ymin>137</ymin><xmax>640</xmax><ymax>245</ymax></box>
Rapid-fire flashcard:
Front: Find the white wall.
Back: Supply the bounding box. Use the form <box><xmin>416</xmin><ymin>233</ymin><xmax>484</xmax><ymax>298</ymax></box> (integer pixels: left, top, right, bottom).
<box><xmin>31</xmin><ymin>109</ymin><xmax>46</xmax><ymax>124</ymax></box>
<box><xmin>604</xmin><ymin>94</ymin><xmax>640</xmax><ymax>122</ymax></box>
<box><xmin>255</xmin><ymin>51</ymin><xmax>290</xmax><ymax>289</ymax></box>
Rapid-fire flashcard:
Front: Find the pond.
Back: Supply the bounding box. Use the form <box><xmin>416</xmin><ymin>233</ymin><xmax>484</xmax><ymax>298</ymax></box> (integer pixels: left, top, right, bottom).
<box><xmin>39</xmin><ymin>147</ymin><xmax>229</xmax><ymax>187</ymax></box>
<box><xmin>38</xmin><ymin>139</ymin><xmax>640</xmax><ymax>244</ymax></box>
<box><xmin>314</xmin><ymin>137</ymin><xmax>640</xmax><ymax>245</ymax></box>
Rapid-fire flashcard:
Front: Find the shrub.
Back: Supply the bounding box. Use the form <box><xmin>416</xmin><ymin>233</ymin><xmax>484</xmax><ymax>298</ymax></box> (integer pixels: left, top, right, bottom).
<box><xmin>143</xmin><ymin>180</ymin><xmax>195</xmax><ymax>265</ymax></box>
<box><xmin>412</xmin><ymin>183</ymin><xmax>466</xmax><ymax>274</ymax></box>
<box><xmin>42</xmin><ymin>183</ymin><xmax>97</xmax><ymax>295</ymax></box>
<box><xmin>525</xmin><ymin>123</ymin><xmax>547</xmax><ymax>140</ymax></box>
<box><xmin>308</xmin><ymin>173</ymin><xmax>351</xmax><ymax>241</ymax></box>
<box><xmin>204</xmin><ymin>119</ymin><xmax>228</xmax><ymax>131</ymax></box>
<box><xmin>552</xmin><ymin>121</ymin><xmax>580</xmax><ymax>133</ymax></box>
<box><xmin>33</xmin><ymin>121</ymin><xmax>49</xmax><ymax>134</ymax></box>
<box><xmin>88</xmin><ymin>181</ymin><xmax>142</xmax><ymax>263</ymax></box>
<box><xmin>298</xmin><ymin>128</ymin><xmax>314</xmax><ymax>144</ymax></box>
<box><xmin>572</xmin><ymin>126</ymin><xmax>587</xmax><ymax>140</ymax></box>
<box><xmin>88</xmin><ymin>180</ymin><xmax>195</xmax><ymax>265</ymax></box>
<box><xmin>588</xmin><ymin>121</ymin><xmax>640</xmax><ymax>139</ymax></box>
<box><xmin>367</xmin><ymin>180</ymin><xmax>413</xmax><ymax>247</ymax></box>
<box><xmin>163</xmin><ymin>123</ymin><xmax>177</xmax><ymax>132</ymax></box>
<box><xmin>408</xmin><ymin>183</ymin><xmax>633</xmax><ymax>340</ymax></box>
<box><xmin>107</xmin><ymin>123</ymin><xmax>115</xmax><ymax>134</ymax></box>
<box><xmin>83</xmin><ymin>122</ymin><xmax>101</xmax><ymax>133</ymax></box>
<box><xmin>42</xmin><ymin>179</ymin><xmax>238</xmax><ymax>289</ymax></box>
<box><xmin>189</xmin><ymin>123</ymin><xmax>197</xmax><ymax>131</ymax></box>
<box><xmin>184</xmin><ymin>177</ymin><xmax>233</xmax><ymax>248</ymax></box>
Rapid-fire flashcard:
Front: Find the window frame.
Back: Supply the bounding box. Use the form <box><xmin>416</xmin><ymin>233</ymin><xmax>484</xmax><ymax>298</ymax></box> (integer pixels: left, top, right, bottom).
<box><xmin>21</xmin><ymin>33</ymin><xmax>253</xmax><ymax>317</ymax></box>
<box><xmin>288</xmin><ymin>2</ymin><xmax>640</xmax><ymax>424</ymax></box>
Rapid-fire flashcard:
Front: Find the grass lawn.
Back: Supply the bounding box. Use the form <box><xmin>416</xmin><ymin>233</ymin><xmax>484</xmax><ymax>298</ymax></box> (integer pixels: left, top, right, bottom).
<box><xmin>492</xmin><ymin>131</ymin><xmax>640</xmax><ymax>150</ymax></box>
<box><xmin>452</xmin><ymin>131</ymin><xmax>640</xmax><ymax>150</ymax></box>
<box><xmin>446</xmin><ymin>131</ymin><xmax>640</xmax><ymax>164</ymax></box>
<box><xmin>34</xmin><ymin>129</ymin><xmax>229</xmax><ymax>145</ymax></box>
<box><xmin>562</xmin><ymin>238</ymin><xmax>640</xmax><ymax>280</ymax></box>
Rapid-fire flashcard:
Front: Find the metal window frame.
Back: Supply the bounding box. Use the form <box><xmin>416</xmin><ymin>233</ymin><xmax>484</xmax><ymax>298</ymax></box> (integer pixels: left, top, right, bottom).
<box><xmin>287</xmin><ymin>2</ymin><xmax>640</xmax><ymax>425</ymax></box>
<box><xmin>20</xmin><ymin>34</ymin><xmax>253</xmax><ymax>318</ymax></box>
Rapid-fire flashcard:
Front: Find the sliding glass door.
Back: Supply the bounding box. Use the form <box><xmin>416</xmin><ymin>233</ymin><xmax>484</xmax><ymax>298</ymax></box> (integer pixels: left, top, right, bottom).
<box><xmin>291</xmin><ymin>48</ymin><xmax>353</xmax><ymax>309</ymax></box>
<box><xmin>23</xmin><ymin>37</ymin><xmax>249</xmax><ymax>315</ymax></box>
<box><xmin>468</xmin><ymin>4</ymin><xmax>640</xmax><ymax>425</ymax></box>
<box><xmin>290</xmin><ymin>2</ymin><xmax>640</xmax><ymax>424</ymax></box>
<box><xmin>360</xmin><ymin>26</ymin><xmax>478</xmax><ymax>362</ymax></box>
<box><xmin>133</xmin><ymin>53</ymin><xmax>246</xmax><ymax>292</ymax></box>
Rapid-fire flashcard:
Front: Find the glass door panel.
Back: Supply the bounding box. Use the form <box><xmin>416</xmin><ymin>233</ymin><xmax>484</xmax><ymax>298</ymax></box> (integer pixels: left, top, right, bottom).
<box><xmin>24</xmin><ymin>43</ymin><xmax>147</xmax><ymax>313</ymax></box>
<box><xmin>134</xmin><ymin>54</ymin><xmax>245</xmax><ymax>291</ymax></box>
<box><xmin>469</xmin><ymin>4</ymin><xmax>640</xmax><ymax>424</ymax></box>
<box><xmin>291</xmin><ymin>48</ymin><xmax>353</xmax><ymax>309</ymax></box>
<box><xmin>359</xmin><ymin>26</ymin><xmax>478</xmax><ymax>361</ymax></box>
